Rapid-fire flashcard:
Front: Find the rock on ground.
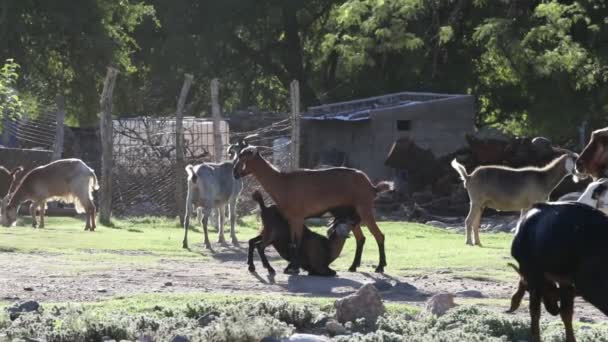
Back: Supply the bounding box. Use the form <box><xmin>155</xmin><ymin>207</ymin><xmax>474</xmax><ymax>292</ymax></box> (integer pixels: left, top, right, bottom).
<box><xmin>7</xmin><ymin>300</ymin><xmax>40</xmax><ymax>321</ymax></box>
<box><xmin>335</xmin><ymin>283</ymin><xmax>385</xmax><ymax>324</ymax></box>
<box><xmin>171</xmin><ymin>336</ymin><xmax>190</xmax><ymax>342</ymax></box>
<box><xmin>325</xmin><ymin>319</ymin><xmax>347</xmax><ymax>336</ymax></box>
<box><xmin>420</xmin><ymin>293</ymin><xmax>456</xmax><ymax>318</ymax></box>
<box><xmin>286</xmin><ymin>334</ymin><xmax>331</xmax><ymax>341</ymax></box>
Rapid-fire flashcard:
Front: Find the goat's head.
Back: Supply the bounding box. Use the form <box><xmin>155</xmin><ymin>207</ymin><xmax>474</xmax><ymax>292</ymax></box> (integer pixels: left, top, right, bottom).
<box><xmin>233</xmin><ymin>146</ymin><xmax>259</xmax><ymax>179</ymax></box>
<box><xmin>0</xmin><ymin>195</ymin><xmax>17</xmax><ymax>227</ymax></box>
<box><xmin>327</xmin><ymin>218</ymin><xmax>355</xmax><ymax>239</ymax></box>
<box><xmin>576</xmin><ymin>127</ymin><xmax>608</xmax><ymax>179</ymax></box>
<box><xmin>227</xmin><ymin>134</ymin><xmax>258</xmax><ymax>161</ymax></box>
<box><xmin>560</xmin><ymin>151</ymin><xmax>587</xmax><ymax>182</ymax></box>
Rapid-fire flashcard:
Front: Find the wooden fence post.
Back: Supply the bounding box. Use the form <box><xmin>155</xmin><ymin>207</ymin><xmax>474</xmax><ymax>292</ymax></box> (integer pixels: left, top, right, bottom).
<box><xmin>290</xmin><ymin>80</ymin><xmax>301</xmax><ymax>170</ymax></box>
<box><xmin>52</xmin><ymin>95</ymin><xmax>65</xmax><ymax>160</ymax></box>
<box><xmin>210</xmin><ymin>79</ymin><xmax>223</xmax><ymax>162</ymax></box>
<box><xmin>175</xmin><ymin>74</ymin><xmax>193</xmax><ymax>225</ymax></box>
<box><xmin>99</xmin><ymin>67</ymin><xmax>119</xmax><ymax>225</ymax></box>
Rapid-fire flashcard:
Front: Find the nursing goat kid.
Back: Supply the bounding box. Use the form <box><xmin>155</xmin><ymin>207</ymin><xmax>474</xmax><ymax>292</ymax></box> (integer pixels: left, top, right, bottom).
<box><xmin>507</xmin><ymin>202</ymin><xmax>608</xmax><ymax>342</ymax></box>
<box><xmin>451</xmin><ymin>152</ymin><xmax>579</xmax><ymax>246</ymax></box>
<box><xmin>234</xmin><ymin>145</ymin><xmax>393</xmax><ymax>274</ymax></box>
<box><xmin>248</xmin><ymin>190</ymin><xmax>359</xmax><ymax>276</ymax></box>
<box><xmin>1</xmin><ymin>159</ymin><xmax>99</xmax><ymax>230</ymax></box>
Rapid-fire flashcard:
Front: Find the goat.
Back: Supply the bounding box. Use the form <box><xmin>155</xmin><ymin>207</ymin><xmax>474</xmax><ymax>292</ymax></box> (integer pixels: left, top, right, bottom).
<box><xmin>248</xmin><ymin>190</ymin><xmax>359</xmax><ymax>276</ymax></box>
<box><xmin>575</xmin><ymin>178</ymin><xmax>608</xmax><ymax>214</ymax></box>
<box><xmin>233</xmin><ymin>145</ymin><xmax>393</xmax><ymax>274</ymax></box>
<box><xmin>575</xmin><ymin>127</ymin><xmax>608</xmax><ymax>179</ymax></box>
<box><xmin>0</xmin><ymin>158</ymin><xmax>99</xmax><ymax>230</ymax></box>
<box><xmin>450</xmin><ymin>152</ymin><xmax>579</xmax><ymax>246</ymax></box>
<box><xmin>507</xmin><ymin>202</ymin><xmax>608</xmax><ymax>342</ymax></box>
<box><xmin>0</xmin><ymin>166</ymin><xmax>23</xmax><ymax>198</ymax></box>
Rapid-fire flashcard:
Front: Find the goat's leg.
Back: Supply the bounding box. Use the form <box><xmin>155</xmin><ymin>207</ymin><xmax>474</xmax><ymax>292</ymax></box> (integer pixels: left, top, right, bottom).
<box><xmin>182</xmin><ymin>197</ymin><xmax>192</xmax><ymax>249</ymax></box>
<box><xmin>464</xmin><ymin>202</ymin><xmax>480</xmax><ymax>245</ymax></box>
<box><xmin>559</xmin><ymin>285</ymin><xmax>576</xmax><ymax>342</ymax></box>
<box><xmin>90</xmin><ymin>201</ymin><xmax>97</xmax><ymax>231</ymax></box>
<box><xmin>229</xmin><ymin>198</ymin><xmax>238</xmax><ymax>246</ymax></box>
<box><xmin>84</xmin><ymin>198</ymin><xmax>95</xmax><ymax>231</ymax></box>
<box><xmin>285</xmin><ymin>218</ymin><xmax>304</xmax><ymax>275</ymax></box>
<box><xmin>348</xmin><ymin>224</ymin><xmax>366</xmax><ymax>272</ymax></box>
<box><xmin>256</xmin><ymin>239</ymin><xmax>276</xmax><ymax>275</ymax></box>
<box><xmin>217</xmin><ymin>206</ymin><xmax>227</xmax><ymax>244</ymax></box>
<box><xmin>529</xmin><ymin>288</ymin><xmax>543</xmax><ymax>342</ymax></box>
<box><xmin>202</xmin><ymin>207</ymin><xmax>213</xmax><ymax>249</ymax></box>
<box><xmin>30</xmin><ymin>202</ymin><xmax>38</xmax><ymax>228</ymax></box>
<box><xmin>38</xmin><ymin>201</ymin><xmax>45</xmax><ymax>229</ymax></box>
<box><xmin>247</xmin><ymin>235</ymin><xmax>262</xmax><ymax>272</ymax></box>
<box><xmin>507</xmin><ymin>280</ymin><xmax>527</xmax><ymax>313</ymax></box>
<box><xmin>357</xmin><ymin>206</ymin><xmax>386</xmax><ymax>273</ymax></box>
<box><xmin>472</xmin><ymin>206</ymin><xmax>484</xmax><ymax>247</ymax></box>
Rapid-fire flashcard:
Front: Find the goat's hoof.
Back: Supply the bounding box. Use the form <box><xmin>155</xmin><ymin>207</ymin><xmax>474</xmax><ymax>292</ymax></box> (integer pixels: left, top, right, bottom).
<box><xmin>248</xmin><ymin>265</ymin><xmax>256</xmax><ymax>273</ymax></box>
<box><xmin>465</xmin><ymin>241</ymin><xmax>474</xmax><ymax>246</ymax></box>
<box><xmin>182</xmin><ymin>243</ymin><xmax>188</xmax><ymax>249</ymax></box>
<box><xmin>283</xmin><ymin>266</ymin><xmax>300</xmax><ymax>275</ymax></box>
<box><xmin>268</xmin><ymin>268</ymin><xmax>276</xmax><ymax>276</ymax></box>
<box><xmin>374</xmin><ymin>266</ymin><xmax>384</xmax><ymax>273</ymax></box>
<box><xmin>475</xmin><ymin>242</ymin><xmax>483</xmax><ymax>247</ymax></box>
<box><xmin>231</xmin><ymin>239</ymin><xmax>239</xmax><ymax>247</ymax></box>
<box><xmin>348</xmin><ymin>266</ymin><xmax>357</xmax><ymax>272</ymax></box>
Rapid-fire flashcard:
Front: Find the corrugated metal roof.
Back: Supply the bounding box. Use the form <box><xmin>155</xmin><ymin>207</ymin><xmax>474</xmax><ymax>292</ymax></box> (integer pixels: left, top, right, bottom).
<box><xmin>302</xmin><ymin>100</ymin><xmax>421</xmax><ymax>122</ymax></box>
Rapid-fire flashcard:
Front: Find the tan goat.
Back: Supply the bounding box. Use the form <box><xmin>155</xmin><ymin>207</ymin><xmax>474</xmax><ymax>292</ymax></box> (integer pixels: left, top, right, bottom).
<box><xmin>1</xmin><ymin>158</ymin><xmax>99</xmax><ymax>230</ymax></box>
<box><xmin>451</xmin><ymin>153</ymin><xmax>578</xmax><ymax>246</ymax></box>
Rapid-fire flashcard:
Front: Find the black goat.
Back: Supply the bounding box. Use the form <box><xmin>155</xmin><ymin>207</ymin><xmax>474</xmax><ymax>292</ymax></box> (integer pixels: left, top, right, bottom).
<box><xmin>248</xmin><ymin>191</ymin><xmax>360</xmax><ymax>276</ymax></box>
<box><xmin>508</xmin><ymin>202</ymin><xmax>608</xmax><ymax>342</ymax></box>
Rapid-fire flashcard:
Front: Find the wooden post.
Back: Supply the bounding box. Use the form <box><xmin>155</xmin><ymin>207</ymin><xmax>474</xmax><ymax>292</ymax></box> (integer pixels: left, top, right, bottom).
<box><xmin>52</xmin><ymin>95</ymin><xmax>66</xmax><ymax>160</ymax></box>
<box><xmin>99</xmin><ymin>67</ymin><xmax>119</xmax><ymax>225</ymax></box>
<box><xmin>175</xmin><ymin>74</ymin><xmax>193</xmax><ymax>225</ymax></box>
<box><xmin>210</xmin><ymin>79</ymin><xmax>223</xmax><ymax>162</ymax></box>
<box><xmin>290</xmin><ymin>80</ymin><xmax>301</xmax><ymax>170</ymax></box>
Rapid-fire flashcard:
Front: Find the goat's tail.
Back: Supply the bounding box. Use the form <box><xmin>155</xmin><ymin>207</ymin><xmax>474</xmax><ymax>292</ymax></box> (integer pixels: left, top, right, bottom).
<box><xmin>451</xmin><ymin>159</ymin><xmax>470</xmax><ymax>187</ymax></box>
<box><xmin>251</xmin><ymin>190</ymin><xmax>266</xmax><ymax>209</ymax></box>
<box><xmin>90</xmin><ymin>170</ymin><xmax>100</xmax><ymax>191</ymax></box>
<box><xmin>374</xmin><ymin>181</ymin><xmax>394</xmax><ymax>194</ymax></box>
<box><xmin>185</xmin><ymin>164</ymin><xmax>197</xmax><ymax>183</ymax></box>
<box><xmin>507</xmin><ymin>262</ymin><xmax>521</xmax><ymax>276</ymax></box>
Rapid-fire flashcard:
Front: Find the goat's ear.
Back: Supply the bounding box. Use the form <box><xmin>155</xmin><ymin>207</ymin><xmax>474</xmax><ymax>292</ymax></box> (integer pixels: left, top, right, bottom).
<box><xmin>10</xmin><ymin>166</ymin><xmax>23</xmax><ymax>178</ymax></box>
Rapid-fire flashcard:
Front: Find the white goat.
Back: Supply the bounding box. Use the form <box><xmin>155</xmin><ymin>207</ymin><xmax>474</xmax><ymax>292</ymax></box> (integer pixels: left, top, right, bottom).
<box><xmin>451</xmin><ymin>153</ymin><xmax>579</xmax><ymax>246</ymax></box>
<box><xmin>575</xmin><ymin>178</ymin><xmax>608</xmax><ymax>214</ymax></box>
<box><xmin>1</xmin><ymin>158</ymin><xmax>99</xmax><ymax>230</ymax></box>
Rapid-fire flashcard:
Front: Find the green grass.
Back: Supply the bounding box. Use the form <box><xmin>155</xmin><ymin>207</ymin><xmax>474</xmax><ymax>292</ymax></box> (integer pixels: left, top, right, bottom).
<box><xmin>0</xmin><ymin>216</ymin><xmax>515</xmax><ymax>280</ymax></box>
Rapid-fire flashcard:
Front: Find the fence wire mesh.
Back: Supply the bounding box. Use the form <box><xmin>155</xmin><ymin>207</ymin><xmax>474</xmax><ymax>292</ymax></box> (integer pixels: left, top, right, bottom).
<box><xmin>110</xmin><ymin>114</ymin><xmax>294</xmax><ymax>219</ymax></box>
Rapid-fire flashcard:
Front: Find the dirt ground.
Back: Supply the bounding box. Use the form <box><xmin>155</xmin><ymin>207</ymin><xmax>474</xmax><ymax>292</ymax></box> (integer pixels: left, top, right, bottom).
<box><xmin>0</xmin><ymin>243</ymin><xmax>605</xmax><ymax>324</ymax></box>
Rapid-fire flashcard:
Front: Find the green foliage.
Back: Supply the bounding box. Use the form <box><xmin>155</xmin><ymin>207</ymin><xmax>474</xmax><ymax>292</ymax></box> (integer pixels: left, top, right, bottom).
<box><xmin>0</xmin><ymin>59</ymin><xmax>23</xmax><ymax>123</ymax></box>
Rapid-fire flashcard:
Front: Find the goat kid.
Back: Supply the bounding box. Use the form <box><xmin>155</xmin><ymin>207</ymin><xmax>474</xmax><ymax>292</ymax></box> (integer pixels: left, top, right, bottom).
<box><xmin>451</xmin><ymin>152</ymin><xmax>579</xmax><ymax>246</ymax></box>
<box><xmin>1</xmin><ymin>159</ymin><xmax>99</xmax><ymax>230</ymax></box>
<box><xmin>234</xmin><ymin>145</ymin><xmax>393</xmax><ymax>274</ymax></box>
<box><xmin>248</xmin><ymin>191</ymin><xmax>358</xmax><ymax>276</ymax></box>
<box><xmin>508</xmin><ymin>202</ymin><xmax>608</xmax><ymax>342</ymax></box>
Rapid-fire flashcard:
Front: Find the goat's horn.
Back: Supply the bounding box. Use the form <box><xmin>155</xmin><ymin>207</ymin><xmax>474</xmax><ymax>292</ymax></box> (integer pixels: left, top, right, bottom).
<box><xmin>244</xmin><ymin>133</ymin><xmax>258</xmax><ymax>141</ymax></box>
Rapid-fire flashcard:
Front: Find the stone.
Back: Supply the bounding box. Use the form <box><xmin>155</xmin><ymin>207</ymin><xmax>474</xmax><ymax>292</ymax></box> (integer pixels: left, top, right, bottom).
<box><xmin>197</xmin><ymin>311</ymin><xmax>220</xmax><ymax>327</ymax></box>
<box><xmin>164</xmin><ymin>282</ymin><xmax>173</xmax><ymax>287</ymax></box>
<box><xmin>419</xmin><ymin>293</ymin><xmax>456</xmax><ymax>318</ymax></box>
<box><xmin>579</xmin><ymin>316</ymin><xmax>595</xmax><ymax>323</ymax></box>
<box><xmin>23</xmin><ymin>287</ymin><xmax>34</xmax><ymax>292</ymax></box>
<box><xmin>138</xmin><ymin>335</ymin><xmax>153</xmax><ymax>342</ymax></box>
<box><xmin>325</xmin><ymin>319</ymin><xmax>347</xmax><ymax>336</ymax></box>
<box><xmin>373</xmin><ymin>279</ymin><xmax>393</xmax><ymax>291</ymax></box>
<box><xmin>101</xmin><ymin>337</ymin><xmax>116</xmax><ymax>342</ymax></box>
<box><xmin>335</xmin><ymin>283</ymin><xmax>385</xmax><ymax>324</ymax></box>
<box><xmin>287</xmin><ymin>334</ymin><xmax>331</xmax><ymax>342</ymax></box>
<box><xmin>260</xmin><ymin>337</ymin><xmax>282</xmax><ymax>342</ymax></box>
<box><xmin>456</xmin><ymin>290</ymin><xmax>484</xmax><ymax>298</ymax></box>
<box><xmin>97</xmin><ymin>288</ymin><xmax>108</xmax><ymax>293</ymax></box>
<box><xmin>171</xmin><ymin>336</ymin><xmax>190</xmax><ymax>342</ymax></box>
<box><xmin>7</xmin><ymin>300</ymin><xmax>40</xmax><ymax>321</ymax></box>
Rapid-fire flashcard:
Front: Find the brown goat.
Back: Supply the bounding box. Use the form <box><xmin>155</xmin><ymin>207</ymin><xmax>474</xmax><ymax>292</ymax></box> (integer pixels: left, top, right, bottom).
<box><xmin>576</xmin><ymin>127</ymin><xmax>608</xmax><ymax>179</ymax></box>
<box><xmin>1</xmin><ymin>159</ymin><xmax>99</xmax><ymax>230</ymax></box>
<box><xmin>248</xmin><ymin>190</ymin><xmax>358</xmax><ymax>276</ymax></box>
<box><xmin>234</xmin><ymin>146</ymin><xmax>393</xmax><ymax>274</ymax></box>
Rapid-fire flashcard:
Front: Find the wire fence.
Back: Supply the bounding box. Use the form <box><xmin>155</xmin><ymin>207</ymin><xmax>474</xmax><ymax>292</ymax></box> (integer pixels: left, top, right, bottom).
<box><xmin>110</xmin><ymin>114</ymin><xmax>294</xmax><ymax>219</ymax></box>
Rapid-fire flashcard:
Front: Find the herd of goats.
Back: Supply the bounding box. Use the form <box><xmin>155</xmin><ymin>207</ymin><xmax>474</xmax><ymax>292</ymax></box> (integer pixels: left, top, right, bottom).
<box><xmin>1</xmin><ymin>128</ymin><xmax>608</xmax><ymax>341</ymax></box>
